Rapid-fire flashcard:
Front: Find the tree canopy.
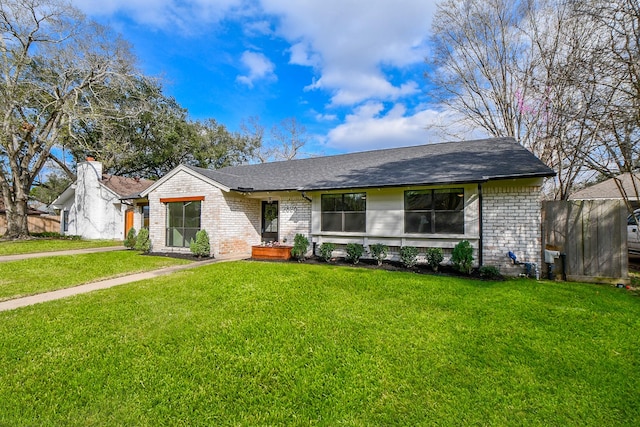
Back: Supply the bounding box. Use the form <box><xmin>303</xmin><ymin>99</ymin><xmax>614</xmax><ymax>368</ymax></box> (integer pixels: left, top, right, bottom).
<box><xmin>427</xmin><ymin>0</ymin><xmax>640</xmax><ymax>202</ymax></box>
<box><xmin>0</xmin><ymin>0</ymin><xmax>259</xmax><ymax>238</ymax></box>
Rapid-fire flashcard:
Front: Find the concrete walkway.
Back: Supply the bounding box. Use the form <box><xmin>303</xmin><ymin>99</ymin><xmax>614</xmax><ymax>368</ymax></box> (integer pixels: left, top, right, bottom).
<box><xmin>0</xmin><ymin>245</ymin><xmax>124</xmax><ymax>262</ymax></box>
<box><xmin>0</xmin><ymin>252</ymin><xmax>249</xmax><ymax>312</ymax></box>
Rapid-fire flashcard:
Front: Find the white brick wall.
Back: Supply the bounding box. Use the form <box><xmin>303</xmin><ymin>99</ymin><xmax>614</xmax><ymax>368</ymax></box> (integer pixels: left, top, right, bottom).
<box><xmin>148</xmin><ymin>170</ymin><xmax>260</xmax><ymax>256</ymax></box>
<box><xmin>278</xmin><ymin>196</ymin><xmax>312</xmax><ymax>245</ymax></box>
<box><xmin>482</xmin><ymin>184</ymin><xmax>542</xmax><ymax>273</ymax></box>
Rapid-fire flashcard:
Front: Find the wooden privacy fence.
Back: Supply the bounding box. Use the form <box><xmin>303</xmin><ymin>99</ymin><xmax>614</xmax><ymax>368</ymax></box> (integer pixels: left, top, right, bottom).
<box><xmin>542</xmin><ymin>200</ymin><xmax>627</xmax><ymax>284</ymax></box>
<box><xmin>0</xmin><ymin>215</ymin><xmax>60</xmax><ymax>235</ymax></box>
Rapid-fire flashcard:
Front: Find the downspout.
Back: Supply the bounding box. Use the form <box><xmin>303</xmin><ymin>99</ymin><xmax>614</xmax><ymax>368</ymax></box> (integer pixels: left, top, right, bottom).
<box><xmin>478</xmin><ymin>183</ymin><xmax>483</xmax><ymax>267</ymax></box>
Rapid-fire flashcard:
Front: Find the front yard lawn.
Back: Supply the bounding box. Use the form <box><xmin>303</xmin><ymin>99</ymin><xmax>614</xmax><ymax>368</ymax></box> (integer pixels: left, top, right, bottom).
<box><xmin>0</xmin><ymin>251</ymin><xmax>190</xmax><ymax>301</ymax></box>
<box><xmin>0</xmin><ymin>238</ymin><xmax>122</xmax><ymax>256</ymax></box>
<box><xmin>0</xmin><ymin>261</ymin><xmax>638</xmax><ymax>425</ymax></box>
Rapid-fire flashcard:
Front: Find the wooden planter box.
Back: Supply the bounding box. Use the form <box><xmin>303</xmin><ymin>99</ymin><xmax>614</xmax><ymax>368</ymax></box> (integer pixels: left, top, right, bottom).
<box><xmin>251</xmin><ymin>245</ymin><xmax>293</xmax><ymax>260</ymax></box>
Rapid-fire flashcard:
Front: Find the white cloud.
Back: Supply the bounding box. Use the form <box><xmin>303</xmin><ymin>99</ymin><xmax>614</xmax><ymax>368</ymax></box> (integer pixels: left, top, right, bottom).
<box><xmin>236</xmin><ymin>51</ymin><xmax>277</xmax><ymax>88</ymax></box>
<box><xmin>325</xmin><ymin>102</ymin><xmax>487</xmax><ymax>152</ymax></box>
<box><xmin>73</xmin><ymin>0</ymin><xmax>436</xmax><ymax>105</ymax></box>
<box><xmin>71</xmin><ymin>0</ymin><xmax>244</xmax><ymax>31</ymax></box>
<box><xmin>261</xmin><ymin>0</ymin><xmax>436</xmax><ymax>105</ymax></box>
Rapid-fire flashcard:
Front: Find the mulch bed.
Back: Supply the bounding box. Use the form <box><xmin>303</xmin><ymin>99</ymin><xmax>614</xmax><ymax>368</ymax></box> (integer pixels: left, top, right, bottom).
<box><xmin>145</xmin><ymin>251</ymin><xmax>499</xmax><ymax>280</ymax></box>
<box><xmin>254</xmin><ymin>256</ymin><xmax>494</xmax><ymax>280</ymax></box>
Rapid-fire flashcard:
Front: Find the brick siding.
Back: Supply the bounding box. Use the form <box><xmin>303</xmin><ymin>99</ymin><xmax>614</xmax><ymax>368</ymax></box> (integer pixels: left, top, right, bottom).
<box><xmin>148</xmin><ymin>170</ymin><xmax>260</xmax><ymax>255</ymax></box>
<box><xmin>482</xmin><ymin>184</ymin><xmax>542</xmax><ymax>274</ymax></box>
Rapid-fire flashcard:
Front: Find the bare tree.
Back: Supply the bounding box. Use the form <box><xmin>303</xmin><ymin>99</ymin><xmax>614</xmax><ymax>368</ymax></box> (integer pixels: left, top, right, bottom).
<box><xmin>426</xmin><ymin>0</ymin><xmax>624</xmax><ymax>199</ymax></box>
<box><xmin>269</xmin><ymin>117</ymin><xmax>308</xmax><ymax>161</ymax></box>
<box><xmin>249</xmin><ymin>116</ymin><xmax>308</xmax><ymax>163</ymax></box>
<box><xmin>576</xmin><ymin>0</ymin><xmax>640</xmax><ymax>209</ymax></box>
<box><xmin>0</xmin><ymin>0</ymin><xmax>148</xmax><ymax>238</ymax></box>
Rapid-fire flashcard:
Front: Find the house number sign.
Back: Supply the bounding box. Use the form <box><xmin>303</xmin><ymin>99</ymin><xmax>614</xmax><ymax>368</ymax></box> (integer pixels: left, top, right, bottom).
<box><xmin>281</xmin><ymin>203</ymin><xmax>297</xmax><ymax>213</ymax></box>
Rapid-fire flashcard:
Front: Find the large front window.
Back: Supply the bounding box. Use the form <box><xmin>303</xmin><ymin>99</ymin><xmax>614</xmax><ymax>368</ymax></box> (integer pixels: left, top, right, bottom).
<box><xmin>321</xmin><ymin>193</ymin><xmax>366</xmax><ymax>232</ymax></box>
<box><xmin>166</xmin><ymin>201</ymin><xmax>201</xmax><ymax>247</ymax></box>
<box><xmin>404</xmin><ymin>188</ymin><xmax>464</xmax><ymax>234</ymax></box>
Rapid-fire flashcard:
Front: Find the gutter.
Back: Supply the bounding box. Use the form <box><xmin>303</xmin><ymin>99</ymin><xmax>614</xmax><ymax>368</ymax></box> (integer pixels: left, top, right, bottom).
<box><xmin>478</xmin><ymin>183</ymin><xmax>483</xmax><ymax>267</ymax></box>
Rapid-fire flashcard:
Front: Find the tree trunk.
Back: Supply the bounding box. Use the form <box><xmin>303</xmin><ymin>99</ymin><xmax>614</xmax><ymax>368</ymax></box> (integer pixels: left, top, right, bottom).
<box><xmin>2</xmin><ymin>197</ymin><xmax>30</xmax><ymax>239</ymax></box>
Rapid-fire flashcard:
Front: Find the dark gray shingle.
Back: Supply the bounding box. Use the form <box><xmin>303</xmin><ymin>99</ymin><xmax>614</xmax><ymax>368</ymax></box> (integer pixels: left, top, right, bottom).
<box><xmin>186</xmin><ymin>137</ymin><xmax>555</xmax><ymax>192</ymax></box>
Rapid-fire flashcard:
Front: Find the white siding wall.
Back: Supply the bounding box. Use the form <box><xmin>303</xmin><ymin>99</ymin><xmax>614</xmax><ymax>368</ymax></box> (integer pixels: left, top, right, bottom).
<box><xmin>306</xmin><ymin>179</ymin><xmax>543</xmax><ymax>274</ymax></box>
<box><xmin>147</xmin><ymin>170</ymin><xmax>260</xmax><ymax>255</ymax></box>
<box><xmin>309</xmin><ymin>184</ymin><xmax>480</xmax><ymax>263</ymax></box>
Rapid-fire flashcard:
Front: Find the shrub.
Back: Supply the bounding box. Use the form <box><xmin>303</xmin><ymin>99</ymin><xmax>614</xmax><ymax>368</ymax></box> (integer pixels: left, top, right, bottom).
<box><xmin>452</xmin><ymin>240</ymin><xmax>474</xmax><ymax>274</ymax></box>
<box><xmin>30</xmin><ymin>232</ymin><xmax>63</xmax><ymax>238</ymax></box>
<box><xmin>190</xmin><ymin>229</ymin><xmax>210</xmax><ymax>258</ymax></box>
<box><xmin>124</xmin><ymin>228</ymin><xmax>137</xmax><ymax>250</ymax></box>
<box><xmin>479</xmin><ymin>265</ymin><xmax>503</xmax><ymax>280</ymax></box>
<box><xmin>400</xmin><ymin>246</ymin><xmax>419</xmax><ymax>268</ymax></box>
<box><xmin>369</xmin><ymin>243</ymin><xmax>388</xmax><ymax>266</ymax></box>
<box><xmin>134</xmin><ymin>228</ymin><xmax>151</xmax><ymax>253</ymax></box>
<box><xmin>345</xmin><ymin>243</ymin><xmax>364</xmax><ymax>264</ymax></box>
<box><xmin>425</xmin><ymin>247</ymin><xmax>444</xmax><ymax>272</ymax></box>
<box><xmin>291</xmin><ymin>233</ymin><xmax>309</xmax><ymax>261</ymax></box>
<box><xmin>319</xmin><ymin>242</ymin><xmax>336</xmax><ymax>263</ymax></box>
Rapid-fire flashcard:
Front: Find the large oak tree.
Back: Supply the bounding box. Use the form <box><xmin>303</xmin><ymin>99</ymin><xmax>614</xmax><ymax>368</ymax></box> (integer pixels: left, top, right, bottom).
<box><xmin>0</xmin><ymin>0</ymin><xmax>149</xmax><ymax>238</ymax></box>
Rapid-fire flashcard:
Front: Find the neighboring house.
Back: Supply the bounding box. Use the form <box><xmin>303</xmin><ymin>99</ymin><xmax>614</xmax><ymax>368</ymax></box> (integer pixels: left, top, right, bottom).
<box><xmin>0</xmin><ymin>200</ymin><xmax>59</xmax><ymax>235</ymax></box>
<box><xmin>51</xmin><ymin>159</ymin><xmax>153</xmax><ymax>240</ymax></box>
<box><xmin>139</xmin><ymin>137</ymin><xmax>555</xmax><ymax>273</ymax></box>
<box><xmin>570</xmin><ymin>173</ymin><xmax>640</xmax><ymax>209</ymax></box>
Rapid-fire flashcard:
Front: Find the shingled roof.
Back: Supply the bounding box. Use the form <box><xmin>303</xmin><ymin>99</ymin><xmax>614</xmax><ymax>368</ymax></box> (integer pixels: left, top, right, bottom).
<box><xmin>570</xmin><ymin>173</ymin><xmax>640</xmax><ymax>200</ymax></box>
<box><xmin>0</xmin><ymin>200</ymin><xmax>46</xmax><ymax>215</ymax></box>
<box><xmin>101</xmin><ymin>174</ymin><xmax>154</xmax><ymax>199</ymax></box>
<box><xmin>184</xmin><ymin>137</ymin><xmax>555</xmax><ymax>192</ymax></box>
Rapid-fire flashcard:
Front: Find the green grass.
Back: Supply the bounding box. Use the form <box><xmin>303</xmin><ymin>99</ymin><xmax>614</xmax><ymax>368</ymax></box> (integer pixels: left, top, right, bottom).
<box><xmin>0</xmin><ymin>251</ymin><xmax>190</xmax><ymax>301</ymax></box>
<box><xmin>0</xmin><ymin>238</ymin><xmax>122</xmax><ymax>256</ymax></box>
<box><xmin>0</xmin><ymin>261</ymin><xmax>638</xmax><ymax>425</ymax></box>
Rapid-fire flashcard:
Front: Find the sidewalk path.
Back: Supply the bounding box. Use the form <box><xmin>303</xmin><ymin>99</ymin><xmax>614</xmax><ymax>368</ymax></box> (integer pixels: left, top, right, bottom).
<box><xmin>0</xmin><ymin>245</ymin><xmax>124</xmax><ymax>262</ymax></box>
<box><xmin>0</xmin><ymin>253</ymin><xmax>249</xmax><ymax>312</ymax></box>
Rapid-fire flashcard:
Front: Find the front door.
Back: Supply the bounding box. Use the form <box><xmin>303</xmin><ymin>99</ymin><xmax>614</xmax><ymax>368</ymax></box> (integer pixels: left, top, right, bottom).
<box><xmin>124</xmin><ymin>209</ymin><xmax>134</xmax><ymax>237</ymax></box>
<box><xmin>261</xmin><ymin>201</ymin><xmax>279</xmax><ymax>242</ymax></box>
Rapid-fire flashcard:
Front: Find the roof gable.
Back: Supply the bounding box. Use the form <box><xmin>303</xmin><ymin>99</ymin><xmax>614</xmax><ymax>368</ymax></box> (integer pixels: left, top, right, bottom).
<box><xmin>100</xmin><ymin>174</ymin><xmax>154</xmax><ymax>198</ymax></box>
<box><xmin>140</xmin><ymin>164</ymin><xmax>231</xmax><ymax>197</ymax></box>
<box><xmin>186</xmin><ymin>137</ymin><xmax>555</xmax><ymax>192</ymax></box>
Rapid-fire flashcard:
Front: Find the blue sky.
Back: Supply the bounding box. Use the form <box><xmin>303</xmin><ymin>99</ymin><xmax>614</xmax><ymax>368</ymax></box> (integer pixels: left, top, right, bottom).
<box><xmin>71</xmin><ymin>0</ymin><xmax>475</xmax><ymax>156</ymax></box>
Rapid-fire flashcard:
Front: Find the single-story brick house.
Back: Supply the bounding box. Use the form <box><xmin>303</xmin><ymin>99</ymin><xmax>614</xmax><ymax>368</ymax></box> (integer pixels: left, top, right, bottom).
<box><xmin>131</xmin><ymin>137</ymin><xmax>554</xmax><ymax>273</ymax></box>
<box><xmin>51</xmin><ymin>159</ymin><xmax>154</xmax><ymax>240</ymax></box>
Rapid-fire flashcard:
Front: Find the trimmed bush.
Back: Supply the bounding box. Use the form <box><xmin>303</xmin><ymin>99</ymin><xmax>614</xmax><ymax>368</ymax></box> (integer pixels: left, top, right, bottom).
<box><xmin>190</xmin><ymin>229</ymin><xmax>210</xmax><ymax>258</ymax></box>
<box><xmin>452</xmin><ymin>240</ymin><xmax>473</xmax><ymax>274</ymax></box>
<box><xmin>134</xmin><ymin>228</ymin><xmax>151</xmax><ymax>253</ymax></box>
<box><xmin>291</xmin><ymin>233</ymin><xmax>309</xmax><ymax>261</ymax></box>
<box><xmin>400</xmin><ymin>246</ymin><xmax>419</xmax><ymax>268</ymax></box>
<box><xmin>479</xmin><ymin>265</ymin><xmax>503</xmax><ymax>280</ymax></box>
<box><xmin>425</xmin><ymin>247</ymin><xmax>444</xmax><ymax>272</ymax></box>
<box><xmin>369</xmin><ymin>243</ymin><xmax>388</xmax><ymax>266</ymax></box>
<box><xmin>319</xmin><ymin>243</ymin><xmax>336</xmax><ymax>263</ymax></box>
<box><xmin>124</xmin><ymin>228</ymin><xmax>137</xmax><ymax>250</ymax></box>
<box><xmin>345</xmin><ymin>243</ymin><xmax>364</xmax><ymax>264</ymax></box>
